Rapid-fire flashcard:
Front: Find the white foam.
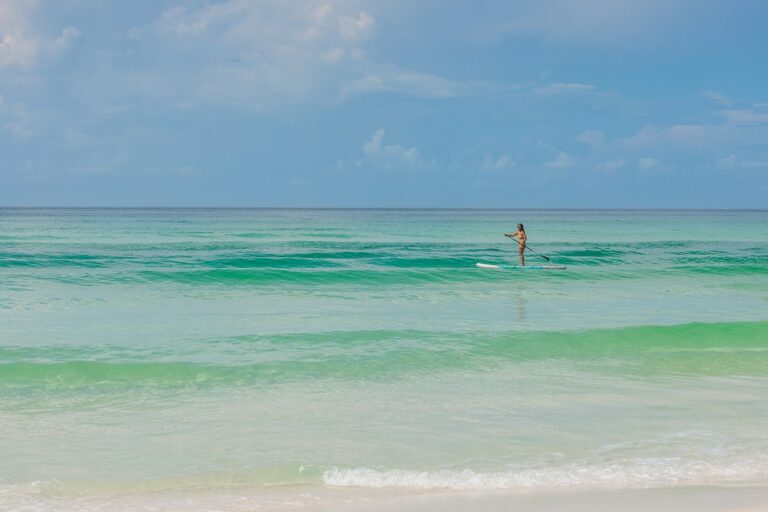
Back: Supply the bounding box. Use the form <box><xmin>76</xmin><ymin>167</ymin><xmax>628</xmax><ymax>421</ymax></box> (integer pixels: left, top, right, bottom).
<box><xmin>4</xmin><ymin>458</ymin><xmax>768</xmax><ymax>512</ymax></box>
<box><xmin>323</xmin><ymin>457</ymin><xmax>768</xmax><ymax>491</ymax></box>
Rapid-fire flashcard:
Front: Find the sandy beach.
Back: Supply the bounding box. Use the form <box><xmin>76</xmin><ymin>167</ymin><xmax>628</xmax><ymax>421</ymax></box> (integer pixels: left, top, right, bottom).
<box><xmin>326</xmin><ymin>486</ymin><xmax>768</xmax><ymax>512</ymax></box>
<box><xmin>8</xmin><ymin>484</ymin><xmax>767</xmax><ymax>512</ymax></box>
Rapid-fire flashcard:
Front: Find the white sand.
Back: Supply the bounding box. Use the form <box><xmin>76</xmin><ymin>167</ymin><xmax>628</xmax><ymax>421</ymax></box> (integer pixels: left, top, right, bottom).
<box><xmin>321</xmin><ymin>486</ymin><xmax>768</xmax><ymax>512</ymax></box>
<box><xmin>8</xmin><ymin>484</ymin><xmax>767</xmax><ymax>511</ymax></box>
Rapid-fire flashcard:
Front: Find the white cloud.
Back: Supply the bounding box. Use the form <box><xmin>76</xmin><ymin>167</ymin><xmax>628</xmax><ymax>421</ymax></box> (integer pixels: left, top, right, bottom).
<box><xmin>155</xmin><ymin>6</ymin><xmax>209</xmax><ymax>37</ymax></box>
<box><xmin>618</xmin><ymin>102</ymin><xmax>768</xmax><ymax>152</ymax></box>
<box><xmin>718</xmin><ymin>108</ymin><xmax>768</xmax><ymax>126</ymax></box>
<box><xmin>6</xmin><ymin>120</ymin><xmax>31</xmax><ymax>138</ymax></box>
<box><xmin>619</xmin><ymin>124</ymin><xmax>717</xmax><ymax>149</ymax></box>
<box><xmin>531</xmin><ymin>82</ymin><xmax>595</xmax><ymax>96</ymax></box>
<box><xmin>638</xmin><ymin>157</ymin><xmax>659</xmax><ymax>170</ymax></box>
<box><xmin>0</xmin><ymin>0</ymin><xmax>39</xmax><ymax>67</ymax></box>
<box><xmin>0</xmin><ymin>32</ymin><xmax>37</xmax><ymax>67</ymax></box>
<box><xmin>586</xmin><ymin>99</ymin><xmax>768</xmax><ymax>173</ymax></box>
<box><xmin>717</xmin><ymin>154</ymin><xmax>768</xmax><ymax>169</ymax></box>
<box><xmin>578</xmin><ymin>129</ymin><xmax>606</xmax><ymax>149</ymax></box>
<box><xmin>362</xmin><ymin>129</ymin><xmax>421</xmax><ymax>165</ymax></box>
<box><xmin>543</xmin><ymin>152</ymin><xmax>574</xmax><ymax>169</ymax></box>
<box><xmin>702</xmin><ymin>90</ymin><xmax>732</xmax><ymax>106</ymax></box>
<box><xmin>637</xmin><ymin>157</ymin><xmax>672</xmax><ymax>174</ymax></box>
<box><xmin>50</xmin><ymin>26</ymin><xmax>81</xmax><ymax>56</ymax></box>
<box><xmin>0</xmin><ymin>97</ymin><xmax>32</xmax><ymax>138</ymax></box>
<box><xmin>338</xmin><ymin>11</ymin><xmax>374</xmax><ymax>41</ymax></box>
<box><xmin>127</xmin><ymin>1</ymin><xmax>491</xmax><ymax>108</ymax></box>
<box><xmin>154</xmin><ymin>2</ymin><xmax>375</xmax><ymax>44</ymax></box>
<box><xmin>601</xmin><ymin>158</ymin><xmax>626</xmax><ymax>173</ymax></box>
<box><xmin>134</xmin><ymin>0</ymin><xmax>378</xmax><ymax>106</ymax></box>
<box><xmin>482</xmin><ymin>153</ymin><xmax>515</xmax><ymax>172</ymax></box>
<box><xmin>480</xmin><ymin>0</ymin><xmax>678</xmax><ymax>46</ymax></box>
<box><xmin>717</xmin><ymin>154</ymin><xmax>737</xmax><ymax>169</ymax></box>
<box><xmin>321</xmin><ymin>47</ymin><xmax>346</xmax><ymax>63</ymax></box>
<box><xmin>341</xmin><ymin>67</ymin><xmax>486</xmax><ymax>99</ymax></box>
<box><xmin>60</xmin><ymin>128</ymin><xmax>94</xmax><ymax>149</ymax></box>
<box><xmin>0</xmin><ymin>1</ymin><xmax>80</xmax><ymax>67</ymax></box>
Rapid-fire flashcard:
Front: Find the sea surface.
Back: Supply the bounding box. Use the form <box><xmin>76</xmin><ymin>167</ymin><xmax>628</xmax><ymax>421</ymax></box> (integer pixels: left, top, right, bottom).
<box><xmin>1</xmin><ymin>208</ymin><xmax>767</xmax><ymax>510</ymax></box>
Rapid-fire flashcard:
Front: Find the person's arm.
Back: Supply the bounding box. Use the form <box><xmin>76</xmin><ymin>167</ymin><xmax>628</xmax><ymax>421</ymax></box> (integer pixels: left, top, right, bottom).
<box><xmin>505</xmin><ymin>230</ymin><xmax>520</xmax><ymax>238</ymax></box>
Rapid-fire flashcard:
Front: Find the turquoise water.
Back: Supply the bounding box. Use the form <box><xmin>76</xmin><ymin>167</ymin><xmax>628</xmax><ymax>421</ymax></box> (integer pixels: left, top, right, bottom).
<box><xmin>1</xmin><ymin>209</ymin><xmax>768</xmax><ymax>510</ymax></box>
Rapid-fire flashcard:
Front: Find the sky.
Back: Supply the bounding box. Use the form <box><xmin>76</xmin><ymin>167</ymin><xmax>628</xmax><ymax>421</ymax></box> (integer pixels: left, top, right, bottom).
<box><xmin>1</xmin><ymin>0</ymin><xmax>767</xmax><ymax>208</ymax></box>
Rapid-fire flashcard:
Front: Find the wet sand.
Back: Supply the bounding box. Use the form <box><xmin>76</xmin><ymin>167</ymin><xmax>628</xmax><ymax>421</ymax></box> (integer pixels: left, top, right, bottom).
<box><xmin>324</xmin><ymin>486</ymin><xmax>768</xmax><ymax>512</ymax></box>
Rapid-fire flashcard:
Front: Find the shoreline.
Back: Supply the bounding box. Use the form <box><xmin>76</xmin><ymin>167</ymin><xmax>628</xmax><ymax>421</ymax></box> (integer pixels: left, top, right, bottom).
<box><xmin>324</xmin><ymin>485</ymin><xmax>768</xmax><ymax>512</ymax></box>
<box><xmin>7</xmin><ymin>484</ymin><xmax>768</xmax><ymax>512</ymax></box>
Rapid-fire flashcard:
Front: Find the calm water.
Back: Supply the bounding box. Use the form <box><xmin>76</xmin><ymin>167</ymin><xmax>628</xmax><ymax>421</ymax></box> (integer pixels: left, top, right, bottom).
<box><xmin>1</xmin><ymin>209</ymin><xmax>767</xmax><ymax>510</ymax></box>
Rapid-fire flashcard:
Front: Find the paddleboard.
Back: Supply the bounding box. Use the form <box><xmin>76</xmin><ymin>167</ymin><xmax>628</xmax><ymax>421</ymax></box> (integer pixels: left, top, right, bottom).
<box><xmin>476</xmin><ymin>262</ymin><xmax>566</xmax><ymax>270</ymax></box>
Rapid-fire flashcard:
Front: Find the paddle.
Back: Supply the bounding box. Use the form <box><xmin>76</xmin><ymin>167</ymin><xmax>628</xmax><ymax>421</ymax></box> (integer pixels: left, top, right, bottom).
<box><xmin>505</xmin><ymin>234</ymin><xmax>551</xmax><ymax>262</ymax></box>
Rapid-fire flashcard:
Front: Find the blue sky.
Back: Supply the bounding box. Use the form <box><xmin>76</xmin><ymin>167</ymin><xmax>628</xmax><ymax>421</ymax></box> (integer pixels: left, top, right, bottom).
<box><xmin>1</xmin><ymin>0</ymin><xmax>767</xmax><ymax>207</ymax></box>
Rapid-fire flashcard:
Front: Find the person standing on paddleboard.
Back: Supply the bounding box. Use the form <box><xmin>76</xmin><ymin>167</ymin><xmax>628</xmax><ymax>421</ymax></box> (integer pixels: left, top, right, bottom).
<box><xmin>505</xmin><ymin>223</ymin><xmax>527</xmax><ymax>266</ymax></box>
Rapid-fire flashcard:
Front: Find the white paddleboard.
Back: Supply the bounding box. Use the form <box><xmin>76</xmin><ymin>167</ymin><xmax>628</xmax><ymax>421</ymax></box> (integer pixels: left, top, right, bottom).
<box><xmin>476</xmin><ymin>262</ymin><xmax>566</xmax><ymax>270</ymax></box>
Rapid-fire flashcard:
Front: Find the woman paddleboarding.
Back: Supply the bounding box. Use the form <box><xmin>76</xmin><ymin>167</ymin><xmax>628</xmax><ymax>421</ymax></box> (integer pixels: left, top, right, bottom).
<box><xmin>505</xmin><ymin>223</ymin><xmax>527</xmax><ymax>266</ymax></box>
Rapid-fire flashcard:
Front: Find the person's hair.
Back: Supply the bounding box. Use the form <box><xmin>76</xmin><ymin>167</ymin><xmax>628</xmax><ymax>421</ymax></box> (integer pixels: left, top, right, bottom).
<box><xmin>518</xmin><ymin>223</ymin><xmax>524</xmax><ymax>231</ymax></box>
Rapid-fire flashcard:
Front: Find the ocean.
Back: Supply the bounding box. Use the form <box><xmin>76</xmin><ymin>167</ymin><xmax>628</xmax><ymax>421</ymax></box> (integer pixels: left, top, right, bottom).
<box><xmin>1</xmin><ymin>208</ymin><xmax>767</xmax><ymax>511</ymax></box>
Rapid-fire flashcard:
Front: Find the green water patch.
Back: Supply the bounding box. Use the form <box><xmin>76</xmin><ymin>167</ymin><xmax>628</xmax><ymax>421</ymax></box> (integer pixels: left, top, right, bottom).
<box><xmin>553</xmin><ymin>248</ymin><xmax>629</xmax><ymax>258</ymax></box>
<box><xmin>5</xmin><ymin>237</ymin><xmax>764</xmax><ymax>275</ymax></box>
<box><xmin>672</xmin><ymin>264</ymin><xmax>768</xmax><ymax>276</ymax></box>
<box><xmin>0</xmin><ymin>252</ymin><xmax>124</xmax><ymax>269</ymax></box>
<box><xmin>197</xmin><ymin>256</ymin><xmax>344</xmax><ymax>269</ymax></box>
<box><xmin>232</xmin><ymin>232</ymin><xmax>277</xmax><ymax>238</ymax></box>
<box><xmin>2</xmin><ymin>321</ymin><xmax>767</xmax><ymax>394</ymax></box>
<box><xmin>287</xmin><ymin>251</ymin><xmax>384</xmax><ymax>259</ymax></box>
<box><xmin>38</xmin><ymin>267</ymin><xmax>503</xmax><ymax>286</ymax></box>
<box><xmin>369</xmin><ymin>256</ymin><xmax>478</xmax><ymax>268</ymax></box>
<box><xmin>13</xmin><ymin>260</ymin><xmax>768</xmax><ymax>287</ymax></box>
<box><xmin>295</xmin><ymin>233</ymin><xmax>354</xmax><ymax>239</ymax></box>
<box><xmin>670</xmin><ymin>254</ymin><xmax>768</xmax><ymax>265</ymax></box>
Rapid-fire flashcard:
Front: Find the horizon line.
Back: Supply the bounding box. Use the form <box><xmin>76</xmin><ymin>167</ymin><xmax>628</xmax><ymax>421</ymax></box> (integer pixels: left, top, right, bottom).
<box><xmin>1</xmin><ymin>206</ymin><xmax>766</xmax><ymax>211</ymax></box>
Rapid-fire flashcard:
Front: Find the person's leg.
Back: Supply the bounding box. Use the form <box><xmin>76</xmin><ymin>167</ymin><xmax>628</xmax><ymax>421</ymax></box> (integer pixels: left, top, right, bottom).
<box><xmin>519</xmin><ymin>244</ymin><xmax>525</xmax><ymax>266</ymax></box>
